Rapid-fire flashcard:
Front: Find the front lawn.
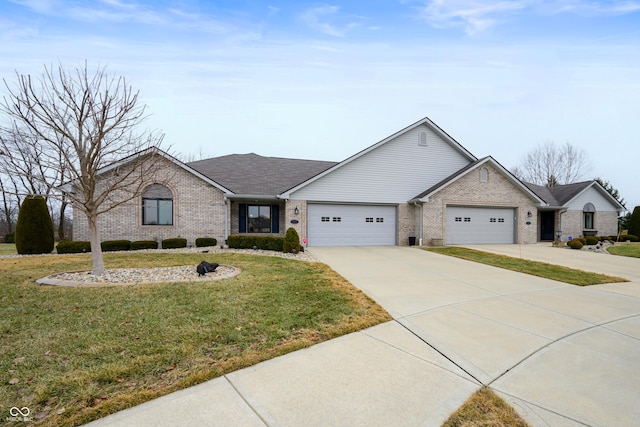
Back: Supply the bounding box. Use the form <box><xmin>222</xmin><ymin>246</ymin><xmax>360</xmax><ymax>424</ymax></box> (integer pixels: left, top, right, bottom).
<box><xmin>607</xmin><ymin>242</ymin><xmax>640</xmax><ymax>258</ymax></box>
<box><xmin>426</xmin><ymin>247</ymin><xmax>627</xmax><ymax>286</ymax></box>
<box><xmin>0</xmin><ymin>252</ymin><xmax>391</xmax><ymax>426</ymax></box>
<box><xmin>0</xmin><ymin>243</ymin><xmax>17</xmax><ymax>256</ymax></box>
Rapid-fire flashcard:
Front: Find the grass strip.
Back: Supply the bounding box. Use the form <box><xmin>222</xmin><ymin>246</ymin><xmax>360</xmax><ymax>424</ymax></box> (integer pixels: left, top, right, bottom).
<box><xmin>0</xmin><ymin>252</ymin><xmax>391</xmax><ymax>426</ymax></box>
<box><xmin>607</xmin><ymin>242</ymin><xmax>640</xmax><ymax>258</ymax></box>
<box><xmin>426</xmin><ymin>247</ymin><xmax>627</xmax><ymax>286</ymax></box>
<box><xmin>442</xmin><ymin>387</ymin><xmax>530</xmax><ymax>427</ymax></box>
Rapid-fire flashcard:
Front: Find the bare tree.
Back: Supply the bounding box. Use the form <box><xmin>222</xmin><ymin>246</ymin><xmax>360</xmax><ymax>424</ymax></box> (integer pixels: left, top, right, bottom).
<box><xmin>1</xmin><ymin>62</ymin><xmax>167</xmax><ymax>274</ymax></box>
<box><xmin>511</xmin><ymin>141</ymin><xmax>590</xmax><ymax>186</ymax></box>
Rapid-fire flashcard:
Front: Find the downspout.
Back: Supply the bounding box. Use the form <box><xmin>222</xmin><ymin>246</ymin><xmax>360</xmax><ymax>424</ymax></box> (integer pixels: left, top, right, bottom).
<box><xmin>223</xmin><ymin>195</ymin><xmax>229</xmax><ymax>243</ymax></box>
<box><xmin>557</xmin><ymin>208</ymin><xmax>568</xmax><ymax>241</ymax></box>
<box><xmin>412</xmin><ymin>200</ymin><xmax>423</xmax><ymax>246</ymax></box>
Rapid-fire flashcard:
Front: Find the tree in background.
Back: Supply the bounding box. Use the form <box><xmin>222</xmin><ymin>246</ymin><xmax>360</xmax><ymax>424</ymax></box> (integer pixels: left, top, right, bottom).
<box><xmin>511</xmin><ymin>141</ymin><xmax>590</xmax><ymax>186</ymax></box>
<box><xmin>1</xmin><ymin>62</ymin><xmax>167</xmax><ymax>274</ymax></box>
<box><xmin>629</xmin><ymin>206</ymin><xmax>640</xmax><ymax>238</ymax></box>
<box><xmin>15</xmin><ymin>195</ymin><xmax>54</xmax><ymax>254</ymax></box>
<box><xmin>594</xmin><ymin>177</ymin><xmax>627</xmax><ymax>232</ymax></box>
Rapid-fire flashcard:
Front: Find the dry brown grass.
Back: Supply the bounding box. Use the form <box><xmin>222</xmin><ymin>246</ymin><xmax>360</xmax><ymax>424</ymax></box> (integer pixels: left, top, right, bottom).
<box><xmin>442</xmin><ymin>388</ymin><xmax>530</xmax><ymax>427</ymax></box>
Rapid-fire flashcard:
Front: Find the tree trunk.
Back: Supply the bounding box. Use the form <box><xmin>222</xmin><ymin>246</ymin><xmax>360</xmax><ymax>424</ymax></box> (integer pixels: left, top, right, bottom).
<box><xmin>58</xmin><ymin>201</ymin><xmax>68</xmax><ymax>240</ymax></box>
<box><xmin>87</xmin><ymin>213</ymin><xmax>105</xmax><ymax>275</ymax></box>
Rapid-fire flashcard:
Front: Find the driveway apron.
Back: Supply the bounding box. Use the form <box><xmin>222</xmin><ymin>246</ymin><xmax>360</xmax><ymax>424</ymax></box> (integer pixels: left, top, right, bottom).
<box><xmin>310</xmin><ymin>246</ymin><xmax>640</xmax><ymax>427</ymax></box>
<box><xmin>86</xmin><ymin>245</ymin><xmax>640</xmax><ymax>427</ymax></box>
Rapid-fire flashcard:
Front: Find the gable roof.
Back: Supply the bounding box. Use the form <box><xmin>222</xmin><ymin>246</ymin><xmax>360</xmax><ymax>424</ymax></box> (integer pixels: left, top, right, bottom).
<box><xmin>59</xmin><ymin>146</ymin><xmax>234</xmax><ymax>195</ymax></box>
<box><xmin>410</xmin><ymin>156</ymin><xmax>545</xmax><ymax>204</ymax></box>
<box><xmin>280</xmin><ymin>116</ymin><xmax>477</xmax><ymax>198</ymax></box>
<box><xmin>526</xmin><ymin>180</ymin><xmax>626</xmax><ymax>211</ymax></box>
<box><xmin>187</xmin><ymin>153</ymin><xmax>337</xmax><ymax>197</ymax></box>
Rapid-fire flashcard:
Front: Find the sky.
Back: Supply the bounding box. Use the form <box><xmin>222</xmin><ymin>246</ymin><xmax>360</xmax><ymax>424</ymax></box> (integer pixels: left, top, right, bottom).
<box><xmin>1</xmin><ymin>0</ymin><xmax>639</xmax><ymax>210</ymax></box>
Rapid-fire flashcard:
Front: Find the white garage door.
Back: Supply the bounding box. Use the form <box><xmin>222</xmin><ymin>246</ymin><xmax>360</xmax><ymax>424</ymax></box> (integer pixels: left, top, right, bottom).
<box><xmin>446</xmin><ymin>206</ymin><xmax>516</xmax><ymax>245</ymax></box>
<box><xmin>307</xmin><ymin>204</ymin><xmax>396</xmax><ymax>247</ymax></box>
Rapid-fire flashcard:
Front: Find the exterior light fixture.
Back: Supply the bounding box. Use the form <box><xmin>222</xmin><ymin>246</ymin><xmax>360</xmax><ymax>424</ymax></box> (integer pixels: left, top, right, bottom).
<box><xmin>294</xmin><ymin>207</ymin><xmax>299</xmax><ymax>215</ymax></box>
<box><xmin>527</xmin><ymin>211</ymin><xmax>532</xmax><ymax>217</ymax></box>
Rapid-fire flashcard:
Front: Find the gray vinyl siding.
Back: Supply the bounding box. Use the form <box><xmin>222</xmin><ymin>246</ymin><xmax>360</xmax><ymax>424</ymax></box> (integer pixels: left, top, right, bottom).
<box><xmin>289</xmin><ymin>125</ymin><xmax>472</xmax><ymax>203</ymax></box>
<box><xmin>565</xmin><ymin>187</ymin><xmax>619</xmax><ymax>212</ymax></box>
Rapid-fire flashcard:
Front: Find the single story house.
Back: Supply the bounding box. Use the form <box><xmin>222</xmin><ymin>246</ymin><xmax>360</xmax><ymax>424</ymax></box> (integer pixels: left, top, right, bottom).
<box><xmin>72</xmin><ymin>117</ymin><xmax>625</xmax><ymax>247</ymax></box>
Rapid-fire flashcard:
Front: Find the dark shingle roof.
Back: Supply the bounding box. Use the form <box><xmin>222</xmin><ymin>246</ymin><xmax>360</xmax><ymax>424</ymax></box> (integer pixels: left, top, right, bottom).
<box><xmin>524</xmin><ymin>181</ymin><xmax>593</xmax><ymax>206</ymax></box>
<box><xmin>187</xmin><ymin>153</ymin><xmax>338</xmax><ymax>196</ymax></box>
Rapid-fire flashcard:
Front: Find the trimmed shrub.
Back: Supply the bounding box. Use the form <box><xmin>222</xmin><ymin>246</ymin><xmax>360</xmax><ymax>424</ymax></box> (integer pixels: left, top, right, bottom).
<box><xmin>101</xmin><ymin>240</ymin><xmax>131</xmax><ymax>252</ymax></box>
<box><xmin>618</xmin><ymin>234</ymin><xmax>639</xmax><ymax>242</ymax></box>
<box><xmin>628</xmin><ymin>206</ymin><xmax>640</xmax><ymax>238</ymax></box>
<box><xmin>575</xmin><ymin>237</ymin><xmax>586</xmax><ymax>245</ymax></box>
<box><xmin>227</xmin><ymin>234</ymin><xmax>284</xmax><ymax>251</ymax></box>
<box><xmin>567</xmin><ymin>240</ymin><xmax>583</xmax><ymax>250</ymax></box>
<box><xmin>15</xmin><ymin>196</ymin><xmax>55</xmax><ymax>255</ymax></box>
<box><xmin>283</xmin><ymin>227</ymin><xmax>301</xmax><ymax>253</ymax></box>
<box><xmin>584</xmin><ymin>236</ymin><xmax>599</xmax><ymax>246</ymax></box>
<box><xmin>131</xmin><ymin>240</ymin><xmax>159</xmax><ymax>250</ymax></box>
<box><xmin>56</xmin><ymin>240</ymin><xmax>91</xmax><ymax>254</ymax></box>
<box><xmin>4</xmin><ymin>232</ymin><xmax>15</xmax><ymax>243</ymax></box>
<box><xmin>162</xmin><ymin>238</ymin><xmax>187</xmax><ymax>249</ymax></box>
<box><xmin>196</xmin><ymin>237</ymin><xmax>217</xmax><ymax>247</ymax></box>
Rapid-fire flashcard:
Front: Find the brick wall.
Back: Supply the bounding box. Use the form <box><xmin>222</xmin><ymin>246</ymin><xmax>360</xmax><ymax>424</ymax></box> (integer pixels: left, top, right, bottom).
<box><xmin>422</xmin><ymin>164</ymin><xmax>539</xmax><ymax>245</ymax></box>
<box><xmin>560</xmin><ymin>210</ymin><xmax>619</xmax><ymax>240</ymax></box>
<box><xmin>73</xmin><ymin>156</ymin><xmax>227</xmax><ymax>246</ymax></box>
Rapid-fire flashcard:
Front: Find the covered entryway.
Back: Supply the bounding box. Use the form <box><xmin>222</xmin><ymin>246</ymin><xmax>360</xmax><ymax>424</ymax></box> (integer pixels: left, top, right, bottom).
<box><xmin>307</xmin><ymin>204</ymin><xmax>396</xmax><ymax>246</ymax></box>
<box><xmin>540</xmin><ymin>211</ymin><xmax>555</xmax><ymax>241</ymax></box>
<box><xmin>446</xmin><ymin>206</ymin><xmax>516</xmax><ymax>245</ymax></box>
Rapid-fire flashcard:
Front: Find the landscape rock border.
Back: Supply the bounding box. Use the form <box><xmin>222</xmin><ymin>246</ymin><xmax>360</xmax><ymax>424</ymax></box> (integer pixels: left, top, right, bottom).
<box><xmin>36</xmin><ymin>265</ymin><xmax>241</xmax><ymax>287</ymax></box>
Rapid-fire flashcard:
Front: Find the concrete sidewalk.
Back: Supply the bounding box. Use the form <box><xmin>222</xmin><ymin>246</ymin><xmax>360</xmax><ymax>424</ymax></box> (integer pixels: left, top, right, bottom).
<box><xmin>86</xmin><ymin>245</ymin><xmax>640</xmax><ymax>426</ymax></box>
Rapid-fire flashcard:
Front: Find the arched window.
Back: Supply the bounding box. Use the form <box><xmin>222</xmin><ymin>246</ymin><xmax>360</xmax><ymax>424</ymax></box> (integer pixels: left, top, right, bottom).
<box><xmin>142</xmin><ymin>184</ymin><xmax>173</xmax><ymax>225</ymax></box>
<box><xmin>583</xmin><ymin>203</ymin><xmax>595</xmax><ymax>230</ymax></box>
<box><xmin>480</xmin><ymin>167</ymin><xmax>489</xmax><ymax>182</ymax></box>
<box><xmin>419</xmin><ymin>131</ymin><xmax>428</xmax><ymax>146</ymax></box>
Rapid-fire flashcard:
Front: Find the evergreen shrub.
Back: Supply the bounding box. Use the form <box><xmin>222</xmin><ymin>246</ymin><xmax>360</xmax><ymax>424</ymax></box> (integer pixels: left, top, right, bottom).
<box><xmin>568</xmin><ymin>240</ymin><xmax>583</xmax><ymax>250</ymax></box>
<box><xmin>196</xmin><ymin>237</ymin><xmax>217</xmax><ymax>247</ymax></box>
<box><xmin>101</xmin><ymin>240</ymin><xmax>132</xmax><ymax>252</ymax></box>
<box><xmin>227</xmin><ymin>234</ymin><xmax>284</xmax><ymax>251</ymax></box>
<box><xmin>628</xmin><ymin>206</ymin><xmax>640</xmax><ymax>238</ymax></box>
<box><xmin>131</xmin><ymin>240</ymin><xmax>159</xmax><ymax>250</ymax></box>
<box><xmin>584</xmin><ymin>236</ymin><xmax>599</xmax><ymax>245</ymax></box>
<box><xmin>15</xmin><ymin>196</ymin><xmax>55</xmax><ymax>254</ymax></box>
<box><xmin>283</xmin><ymin>227</ymin><xmax>301</xmax><ymax>253</ymax></box>
<box><xmin>4</xmin><ymin>233</ymin><xmax>15</xmax><ymax>243</ymax></box>
<box><xmin>56</xmin><ymin>240</ymin><xmax>91</xmax><ymax>254</ymax></box>
<box><xmin>618</xmin><ymin>234</ymin><xmax>639</xmax><ymax>242</ymax></box>
<box><xmin>161</xmin><ymin>238</ymin><xmax>187</xmax><ymax>249</ymax></box>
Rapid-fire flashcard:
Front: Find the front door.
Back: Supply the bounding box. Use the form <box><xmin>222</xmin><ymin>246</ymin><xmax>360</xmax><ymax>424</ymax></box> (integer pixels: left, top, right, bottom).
<box><xmin>540</xmin><ymin>211</ymin><xmax>555</xmax><ymax>241</ymax></box>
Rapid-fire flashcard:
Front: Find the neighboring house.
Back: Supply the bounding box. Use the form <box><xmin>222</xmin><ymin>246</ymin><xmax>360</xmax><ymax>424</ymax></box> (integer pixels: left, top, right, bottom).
<box><xmin>71</xmin><ymin>117</ymin><xmax>625</xmax><ymax>247</ymax></box>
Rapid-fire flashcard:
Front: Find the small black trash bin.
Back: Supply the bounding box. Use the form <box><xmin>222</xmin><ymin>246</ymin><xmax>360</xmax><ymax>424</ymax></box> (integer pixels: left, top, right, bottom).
<box><xmin>408</xmin><ymin>236</ymin><xmax>416</xmax><ymax>246</ymax></box>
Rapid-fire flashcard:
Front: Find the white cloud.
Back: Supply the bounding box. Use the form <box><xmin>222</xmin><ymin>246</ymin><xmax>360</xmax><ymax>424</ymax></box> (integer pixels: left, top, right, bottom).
<box><xmin>299</xmin><ymin>5</ymin><xmax>363</xmax><ymax>37</ymax></box>
<box><xmin>418</xmin><ymin>0</ymin><xmax>534</xmax><ymax>34</ymax></box>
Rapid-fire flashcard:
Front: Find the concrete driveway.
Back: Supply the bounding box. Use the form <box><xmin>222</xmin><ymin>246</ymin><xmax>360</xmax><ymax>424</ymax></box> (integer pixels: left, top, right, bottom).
<box><xmin>86</xmin><ymin>245</ymin><xmax>640</xmax><ymax>427</ymax></box>
<box><xmin>310</xmin><ymin>245</ymin><xmax>640</xmax><ymax>427</ymax></box>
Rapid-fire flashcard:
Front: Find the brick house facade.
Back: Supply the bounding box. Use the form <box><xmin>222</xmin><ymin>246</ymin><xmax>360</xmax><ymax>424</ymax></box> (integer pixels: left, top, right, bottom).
<box><xmin>72</xmin><ymin>117</ymin><xmax>624</xmax><ymax>247</ymax></box>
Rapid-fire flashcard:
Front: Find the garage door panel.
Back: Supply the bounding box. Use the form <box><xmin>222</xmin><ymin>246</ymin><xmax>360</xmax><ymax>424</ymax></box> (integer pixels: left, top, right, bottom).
<box><xmin>446</xmin><ymin>207</ymin><xmax>515</xmax><ymax>245</ymax></box>
<box><xmin>308</xmin><ymin>204</ymin><xmax>396</xmax><ymax>246</ymax></box>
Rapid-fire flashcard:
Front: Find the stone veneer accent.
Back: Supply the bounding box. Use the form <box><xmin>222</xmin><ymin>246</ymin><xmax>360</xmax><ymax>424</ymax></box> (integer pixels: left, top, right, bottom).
<box><xmin>421</xmin><ymin>164</ymin><xmax>539</xmax><ymax>245</ymax></box>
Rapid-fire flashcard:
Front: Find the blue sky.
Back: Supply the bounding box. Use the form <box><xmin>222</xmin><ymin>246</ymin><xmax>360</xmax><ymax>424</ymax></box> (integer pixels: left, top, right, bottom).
<box><xmin>2</xmin><ymin>0</ymin><xmax>639</xmax><ymax>209</ymax></box>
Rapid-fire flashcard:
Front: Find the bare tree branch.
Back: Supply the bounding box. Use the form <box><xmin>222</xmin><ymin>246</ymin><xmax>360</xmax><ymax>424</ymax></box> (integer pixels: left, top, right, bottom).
<box><xmin>511</xmin><ymin>140</ymin><xmax>591</xmax><ymax>186</ymax></box>
<box><xmin>1</xmin><ymin>62</ymin><xmax>168</xmax><ymax>274</ymax></box>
